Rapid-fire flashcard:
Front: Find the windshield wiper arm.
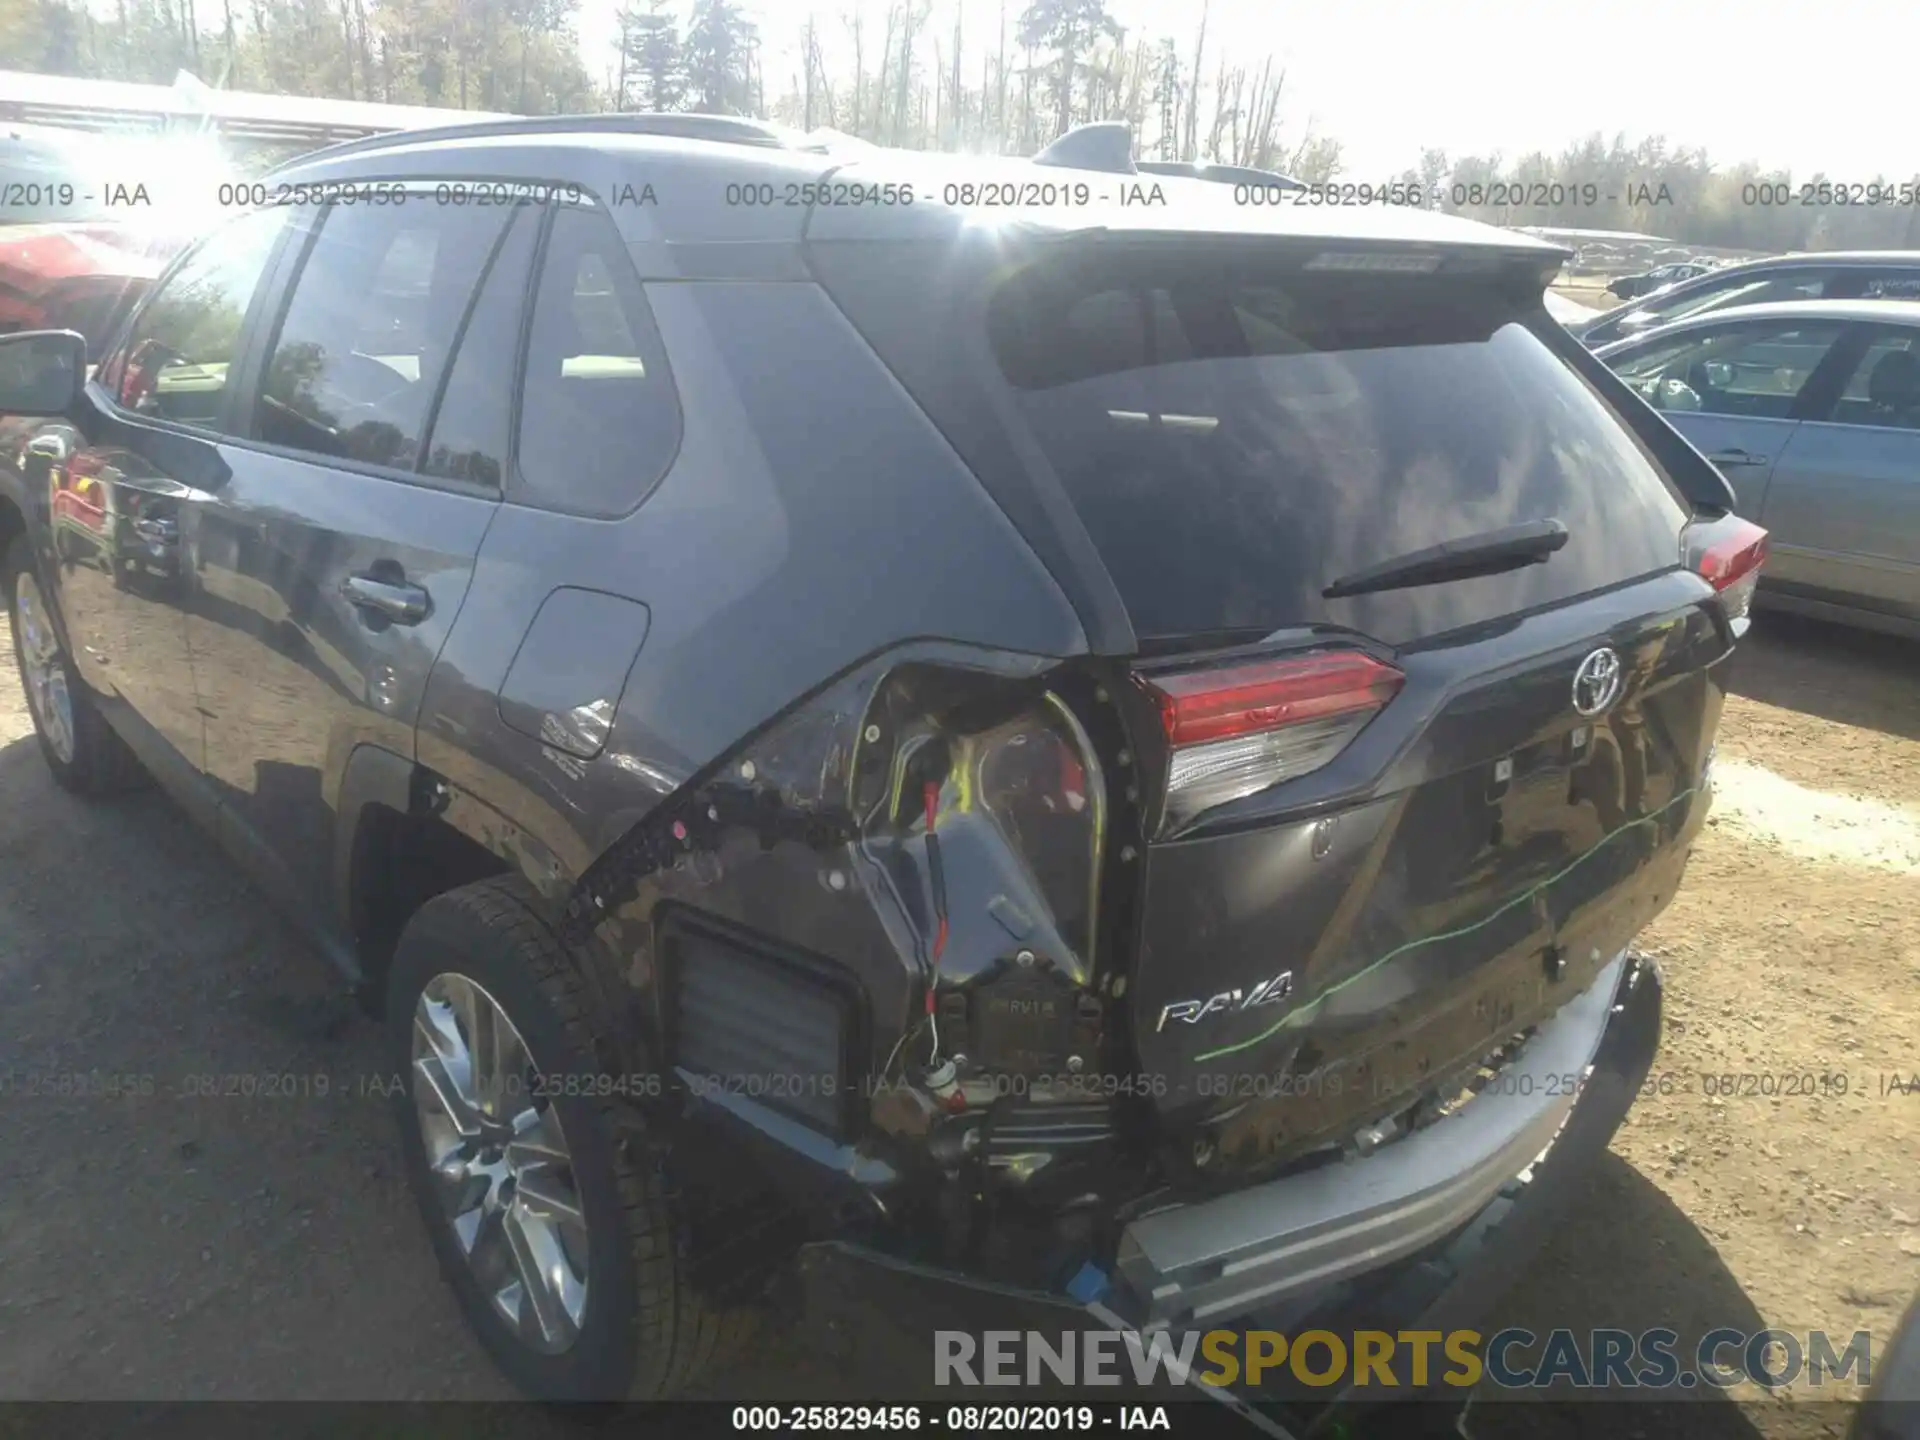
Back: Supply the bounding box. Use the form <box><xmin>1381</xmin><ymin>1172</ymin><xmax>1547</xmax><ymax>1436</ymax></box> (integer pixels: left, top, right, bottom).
<box><xmin>1322</xmin><ymin>519</ymin><xmax>1570</xmax><ymax>600</ymax></box>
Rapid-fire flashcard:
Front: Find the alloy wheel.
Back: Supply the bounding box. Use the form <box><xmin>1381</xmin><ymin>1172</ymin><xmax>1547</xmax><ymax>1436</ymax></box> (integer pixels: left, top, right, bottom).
<box><xmin>411</xmin><ymin>972</ymin><xmax>591</xmax><ymax>1354</ymax></box>
<box><xmin>14</xmin><ymin>571</ymin><xmax>76</xmax><ymax>765</ymax></box>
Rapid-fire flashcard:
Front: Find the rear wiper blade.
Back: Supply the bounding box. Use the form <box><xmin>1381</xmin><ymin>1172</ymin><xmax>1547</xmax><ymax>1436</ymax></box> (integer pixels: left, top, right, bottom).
<box><xmin>1322</xmin><ymin>519</ymin><xmax>1570</xmax><ymax>600</ymax></box>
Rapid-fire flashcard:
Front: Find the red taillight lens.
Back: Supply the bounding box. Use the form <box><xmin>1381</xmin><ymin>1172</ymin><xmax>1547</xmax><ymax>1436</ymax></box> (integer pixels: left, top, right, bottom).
<box><xmin>1149</xmin><ymin>651</ymin><xmax>1404</xmax><ymax>746</ymax></box>
<box><xmin>1142</xmin><ymin>651</ymin><xmax>1404</xmax><ymax>828</ymax></box>
<box><xmin>1694</xmin><ymin>517</ymin><xmax>1768</xmax><ymax>627</ymax></box>
<box><xmin>1696</xmin><ymin>518</ymin><xmax>1768</xmax><ymax>592</ymax></box>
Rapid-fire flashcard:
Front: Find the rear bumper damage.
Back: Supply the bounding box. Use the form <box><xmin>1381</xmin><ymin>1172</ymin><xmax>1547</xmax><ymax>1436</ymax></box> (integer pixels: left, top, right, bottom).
<box><xmin>1108</xmin><ymin>951</ymin><xmax>1639</xmax><ymax>1333</ymax></box>
<box><xmin>794</xmin><ymin>952</ymin><xmax>1662</xmax><ymax>1411</ymax></box>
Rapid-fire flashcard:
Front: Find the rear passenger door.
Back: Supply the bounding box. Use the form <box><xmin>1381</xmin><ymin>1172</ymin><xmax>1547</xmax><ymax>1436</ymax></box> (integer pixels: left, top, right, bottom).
<box><xmin>1606</xmin><ymin>317</ymin><xmax>1850</xmax><ymax>518</ymax></box>
<box><xmin>1762</xmin><ymin>326</ymin><xmax>1920</xmax><ymax>618</ymax></box>
<box><xmin>184</xmin><ymin>190</ymin><xmax>539</xmax><ymax>928</ymax></box>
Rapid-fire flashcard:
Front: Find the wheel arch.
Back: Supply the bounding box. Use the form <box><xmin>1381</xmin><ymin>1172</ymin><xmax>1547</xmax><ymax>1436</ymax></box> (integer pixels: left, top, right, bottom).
<box><xmin>334</xmin><ymin>745</ymin><xmax>640</xmax><ymax>1038</ymax></box>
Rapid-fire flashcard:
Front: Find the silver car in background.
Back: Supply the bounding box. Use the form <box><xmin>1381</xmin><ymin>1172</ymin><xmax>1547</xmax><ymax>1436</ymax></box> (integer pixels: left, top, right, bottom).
<box><xmin>1598</xmin><ymin>298</ymin><xmax>1920</xmax><ymax>638</ymax></box>
<box><xmin>1574</xmin><ymin>250</ymin><xmax>1920</xmax><ymax>350</ymax></box>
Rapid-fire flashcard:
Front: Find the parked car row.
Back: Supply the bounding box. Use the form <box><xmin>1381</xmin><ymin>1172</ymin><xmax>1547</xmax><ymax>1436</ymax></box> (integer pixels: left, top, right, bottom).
<box><xmin>1607</xmin><ymin>259</ymin><xmax>1719</xmax><ymax>301</ymax></box>
<box><xmin>1570</xmin><ymin>250</ymin><xmax>1920</xmax><ymax>347</ymax></box>
<box><xmin>1562</xmin><ymin>252</ymin><xmax>1920</xmax><ymax>640</ymax></box>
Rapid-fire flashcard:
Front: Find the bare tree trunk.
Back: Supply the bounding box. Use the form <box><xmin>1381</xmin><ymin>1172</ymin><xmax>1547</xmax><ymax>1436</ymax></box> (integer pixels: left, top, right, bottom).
<box><xmin>978</xmin><ymin>50</ymin><xmax>990</xmax><ymax>149</ymax></box>
<box><xmin>1246</xmin><ymin>59</ymin><xmax>1284</xmax><ymax>168</ymax></box>
<box><xmin>1054</xmin><ymin>12</ymin><xmax>1074</xmax><ymax>135</ymax></box>
<box><xmin>949</xmin><ymin>1</ymin><xmax>962</xmax><ymax>147</ymax></box>
<box><xmin>1226</xmin><ymin>67</ymin><xmax>1244</xmax><ymax>163</ymax></box>
<box><xmin>339</xmin><ymin>0</ymin><xmax>356</xmax><ymax>96</ymax></box>
<box><xmin>847</xmin><ymin>9</ymin><xmax>865</xmax><ymax>140</ymax></box>
<box><xmin>994</xmin><ymin>0</ymin><xmax>1007</xmax><ymax>149</ymax></box>
<box><xmin>809</xmin><ymin>17</ymin><xmax>833</xmax><ymax>126</ymax></box>
<box><xmin>1206</xmin><ymin>55</ymin><xmax>1228</xmax><ymax>160</ymax></box>
<box><xmin>891</xmin><ymin>2</ymin><xmax>918</xmax><ymax>147</ymax></box>
<box><xmin>1184</xmin><ymin>0</ymin><xmax>1207</xmax><ymax>160</ymax></box>
<box><xmin>801</xmin><ymin>14</ymin><xmax>814</xmax><ymax>128</ymax></box>
<box><xmin>875</xmin><ymin>4</ymin><xmax>895</xmax><ymax>138</ymax></box>
<box><xmin>615</xmin><ymin>10</ymin><xmax>629</xmax><ymax>110</ymax></box>
<box><xmin>1019</xmin><ymin>41</ymin><xmax>1033</xmax><ymax>151</ymax></box>
<box><xmin>1121</xmin><ymin>40</ymin><xmax>1146</xmax><ymax>133</ymax></box>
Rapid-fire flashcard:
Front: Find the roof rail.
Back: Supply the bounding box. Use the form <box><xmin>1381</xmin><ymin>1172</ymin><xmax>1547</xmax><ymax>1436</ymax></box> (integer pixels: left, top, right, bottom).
<box><xmin>1032</xmin><ymin>122</ymin><xmax>1136</xmax><ymax>174</ymax></box>
<box><xmin>270</xmin><ymin>111</ymin><xmax>802</xmax><ymax>171</ymax></box>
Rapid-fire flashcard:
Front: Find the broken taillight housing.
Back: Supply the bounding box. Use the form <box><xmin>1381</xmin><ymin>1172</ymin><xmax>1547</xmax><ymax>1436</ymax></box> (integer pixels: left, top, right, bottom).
<box><xmin>1693</xmin><ymin>516</ymin><xmax>1768</xmax><ymax>630</ymax></box>
<box><xmin>1141</xmin><ymin>650</ymin><xmax>1404</xmax><ymax>829</ymax></box>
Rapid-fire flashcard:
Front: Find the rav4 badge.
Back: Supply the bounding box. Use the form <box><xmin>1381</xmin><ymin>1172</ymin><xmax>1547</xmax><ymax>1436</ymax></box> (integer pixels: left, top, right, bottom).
<box><xmin>1156</xmin><ymin>970</ymin><xmax>1296</xmax><ymax>1032</ymax></box>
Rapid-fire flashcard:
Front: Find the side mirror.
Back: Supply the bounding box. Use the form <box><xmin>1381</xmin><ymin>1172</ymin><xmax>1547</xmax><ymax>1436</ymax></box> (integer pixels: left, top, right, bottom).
<box><xmin>0</xmin><ymin>330</ymin><xmax>87</xmax><ymax>416</ymax></box>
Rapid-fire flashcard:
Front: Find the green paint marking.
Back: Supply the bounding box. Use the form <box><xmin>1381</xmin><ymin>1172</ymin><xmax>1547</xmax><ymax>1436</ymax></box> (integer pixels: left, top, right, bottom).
<box><xmin>1191</xmin><ymin>786</ymin><xmax>1698</xmax><ymax>1064</ymax></box>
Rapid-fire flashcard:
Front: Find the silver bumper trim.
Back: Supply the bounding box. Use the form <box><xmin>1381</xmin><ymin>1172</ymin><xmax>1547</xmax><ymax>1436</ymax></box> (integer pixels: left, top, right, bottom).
<box><xmin>1116</xmin><ymin>955</ymin><xmax>1626</xmax><ymax>1330</ymax></box>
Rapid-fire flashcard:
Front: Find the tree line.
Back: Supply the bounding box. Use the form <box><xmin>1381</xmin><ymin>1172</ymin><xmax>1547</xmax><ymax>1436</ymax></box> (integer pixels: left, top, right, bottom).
<box><xmin>5</xmin><ymin>0</ymin><xmax>1917</xmax><ymax>252</ymax></box>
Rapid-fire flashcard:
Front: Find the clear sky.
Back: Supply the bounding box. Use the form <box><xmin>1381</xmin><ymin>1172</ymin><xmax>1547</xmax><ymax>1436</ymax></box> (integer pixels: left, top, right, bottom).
<box><xmin>576</xmin><ymin>0</ymin><xmax>1917</xmax><ymax>180</ymax></box>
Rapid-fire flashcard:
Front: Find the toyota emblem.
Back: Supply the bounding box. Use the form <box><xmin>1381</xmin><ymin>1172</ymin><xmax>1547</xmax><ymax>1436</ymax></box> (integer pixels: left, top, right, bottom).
<box><xmin>1572</xmin><ymin>647</ymin><xmax>1623</xmax><ymax>717</ymax></box>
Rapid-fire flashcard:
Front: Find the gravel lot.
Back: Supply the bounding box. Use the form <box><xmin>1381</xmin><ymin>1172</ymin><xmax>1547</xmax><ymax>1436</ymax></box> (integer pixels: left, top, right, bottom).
<box><xmin>2</xmin><ymin>609</ymin><xmax>1915</xmax><ymax>1435</ymax></box>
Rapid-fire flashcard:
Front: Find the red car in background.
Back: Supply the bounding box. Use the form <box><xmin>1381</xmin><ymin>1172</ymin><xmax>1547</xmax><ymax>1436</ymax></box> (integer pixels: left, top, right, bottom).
<box><xmin>3</xmin><ymin>122</ymin><xmax>202</xmax><ymax>350</ymax></box>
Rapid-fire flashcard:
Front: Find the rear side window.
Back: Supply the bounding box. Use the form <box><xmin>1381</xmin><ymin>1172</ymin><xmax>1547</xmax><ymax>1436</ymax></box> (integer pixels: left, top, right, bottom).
<box><xmin>514</xmin><ymin>203</ymin><xmax>679</xmax><ymax>516</ymax></box>
<box><xmin>420</xmin><ymin>205</ymin><xmax>541</xmax><ymax>486</ymax></box>
<box><xmin>989</xmin><ymin>255</ymin><xmax>1690</xmax><ymax>645</ymax></box>
<box><xmin>254</xmin><ymin>201</ymin><xmax>515</xmax><ymax>471</ymax></box>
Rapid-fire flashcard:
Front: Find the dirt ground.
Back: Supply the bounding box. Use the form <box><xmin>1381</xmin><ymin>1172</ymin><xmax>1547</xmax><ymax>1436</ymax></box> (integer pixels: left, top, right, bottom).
<box><xmin>0</xmin><ymin>607</ymin><xmax>1914</xmax><ymax>1435</ymax></box>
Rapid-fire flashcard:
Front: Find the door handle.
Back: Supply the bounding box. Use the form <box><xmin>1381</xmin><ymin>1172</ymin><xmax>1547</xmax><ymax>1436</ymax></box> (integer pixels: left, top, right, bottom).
<box><xmin>1706</xmin><ymin>449</ymin><xmax>1771</xmax><ymax>467</ymax></box>
<box><xmin>341</xmin><ymin>572</ymin><xmax>432</xmax><ymax>625</ymax></box>
<box><xmin>132</xmin><ymin>517</ymin><xmax>178</xmax><ymax>545</ymax></box>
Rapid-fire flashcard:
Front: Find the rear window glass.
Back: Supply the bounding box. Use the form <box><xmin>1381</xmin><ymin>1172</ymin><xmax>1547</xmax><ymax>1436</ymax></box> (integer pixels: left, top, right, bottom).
<box><xmin>988</xmin><ymin>257</ymin><xmax>1689</xmax><ymax>645</ymax></box>
<box><xmin>513</xmin><ymin>204</ymin><xmax>679</xmax><ymax>517</ymax></box>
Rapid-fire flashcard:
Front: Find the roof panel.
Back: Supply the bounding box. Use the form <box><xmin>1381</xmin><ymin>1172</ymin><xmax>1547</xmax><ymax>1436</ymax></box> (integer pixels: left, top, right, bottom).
<box><xmin>804</xmin><ymin>151</ymin><xmax>1570</xmax><ymax>256</ymax></box>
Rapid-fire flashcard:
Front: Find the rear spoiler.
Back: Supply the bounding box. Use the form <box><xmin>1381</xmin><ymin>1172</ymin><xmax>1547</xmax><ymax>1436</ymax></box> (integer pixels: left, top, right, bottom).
<box><xmin>1534</xmin><ymin>313</ymin><xmax>1738</xmax><ymax>512</ymax></box>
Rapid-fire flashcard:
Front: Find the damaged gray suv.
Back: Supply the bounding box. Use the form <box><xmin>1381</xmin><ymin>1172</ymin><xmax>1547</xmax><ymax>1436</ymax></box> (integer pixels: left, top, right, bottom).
<box><xmin>0</xmin><ymin>115</ymin><xmax>1766</xmax><ymax>1409</ymax></box>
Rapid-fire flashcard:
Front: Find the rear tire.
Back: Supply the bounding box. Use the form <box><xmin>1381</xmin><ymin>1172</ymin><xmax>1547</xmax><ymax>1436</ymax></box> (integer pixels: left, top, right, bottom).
<box><xmin>386</xmin><ymin>875</ymin><xmax>753</xmax><ymax>1400</ymax></box>
<box><xmin>4</xmin><ymin>535</ymin><xmax>146</xmax><ymax>796</ymax></box>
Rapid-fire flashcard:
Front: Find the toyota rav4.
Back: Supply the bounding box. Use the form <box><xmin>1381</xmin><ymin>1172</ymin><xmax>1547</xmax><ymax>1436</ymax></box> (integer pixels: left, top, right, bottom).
<box><xmin>0</xmin><ymin>115</ymin><xmax>1765</xmax><ymax>1410</ymax></box>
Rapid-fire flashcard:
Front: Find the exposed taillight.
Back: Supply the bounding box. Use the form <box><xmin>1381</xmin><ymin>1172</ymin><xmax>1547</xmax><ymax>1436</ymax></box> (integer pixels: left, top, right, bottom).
<box><xmin>1694</xmin><ymin>517</ymin><xmax>1768</xmax><ymax>630</ymax></box>
<box><xmin>1142</xmin><ymin>650</ymin><xmax>1404</xmax><ymax>829</ymax></box>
